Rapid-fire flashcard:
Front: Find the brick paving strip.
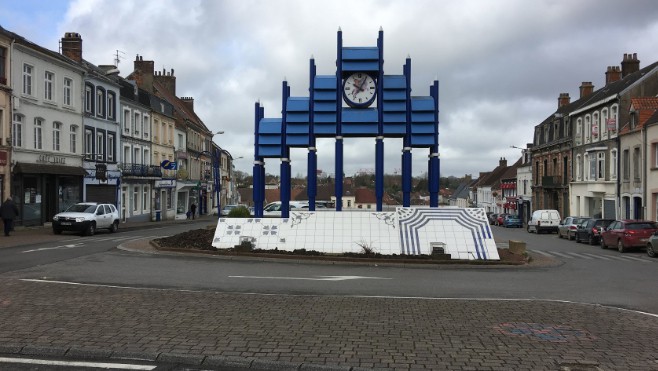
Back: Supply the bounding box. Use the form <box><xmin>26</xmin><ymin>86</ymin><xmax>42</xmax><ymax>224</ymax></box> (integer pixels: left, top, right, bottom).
<box><xmin>0</xmin><ymin>280</ymin><xmax>657</xmax><ymax>370</ymax></box>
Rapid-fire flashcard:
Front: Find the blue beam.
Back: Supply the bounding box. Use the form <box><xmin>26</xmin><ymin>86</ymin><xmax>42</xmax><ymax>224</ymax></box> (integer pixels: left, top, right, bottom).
<box><xmin>429</xmin><ymin>80</ymin><xmax>440</xmax><ymax>207</ymax></box>
<box><xmin>281</xmin><ymin>81</ymin><xmax>291</xmax><ymax>218</ymax></box>
<box><xmin>402</xmin><ymin>57</ymin><xmax>412</xmax><ymax>207</ymax></box>
<box><xmin>376</xmin><ymin>28</ymin><xmax>384</xmax><ymax>212</ymax></box>
<box><xmin>335</xmin><ymin>28</ymin><xmax>343</xmax><ymax>211</ymax></box>
<box><xmin>308</xmin><ymin>57</ymin><xmax>317</xmax><ymax>211</ymax></box>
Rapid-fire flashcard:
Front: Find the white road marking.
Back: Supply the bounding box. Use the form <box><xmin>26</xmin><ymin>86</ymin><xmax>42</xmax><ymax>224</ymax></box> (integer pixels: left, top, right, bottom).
<box><xmin>615</xmin><ymin>255</ymin><xmax>651</xmax><ymax>262</ymax></box>
<box><xmin>229</xmin><ymin>275</ymin><xmax>392</xmax><ymax>281</ymax></box>
<box><xmin>22</xmin><ymin>243</ymin><xmax>84</xmax><ymax>253</ymax></box>
<box><xmin>0</xmin><ymin>356</ymin><xmax>155</xmax><ymax>370</ymax></box>
<box><xmin>581</xmin><ymin>253</ymin><xmax>611</xmax><ymax>261</ymax></box>
<box><xmin>530</xmin><ymin>249</ymin><xmax>553</xmax><ymax>257</ymax></box>
<box><xmin>547</xmin><ymin>251</ymin><xmax>575</xmax><ymax>259</ymax></box>
<box><xmin>567</xmin><ymin>252</ymin><xmax>593</xmax><ymax>259</ymax></box>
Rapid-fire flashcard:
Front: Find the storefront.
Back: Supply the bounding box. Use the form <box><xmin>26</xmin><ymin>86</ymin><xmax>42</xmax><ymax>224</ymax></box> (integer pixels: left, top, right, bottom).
<box><xmin>11</xmin><ymin>158</ymin><xmax>85</xmax><ymax>226</ymax></box>
<box><xmin>154</xmin><ymin>179</ymin><xmax>176</xmax><ymax>221</ymax></box>
<box><xmin>84</xmin><ymin>164</ymin><xmax>121</xmax><ymax>205</ymax></box>
<box><xmin>175</xmin><ymin>180</ymin><xmax>198</xmax><ymax>219</ymax></box>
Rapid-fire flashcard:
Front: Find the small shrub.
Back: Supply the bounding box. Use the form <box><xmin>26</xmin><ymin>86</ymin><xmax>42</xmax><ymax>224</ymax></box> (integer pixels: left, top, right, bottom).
<box><xmin>228</xmin><ymin>206</ymin><xmax>251</xmax><ymax>218</ymax></box>
<box><xmin>234</xmin><ymin>239</ymin><xmax>254</xmax><ymax>252</ymax></box>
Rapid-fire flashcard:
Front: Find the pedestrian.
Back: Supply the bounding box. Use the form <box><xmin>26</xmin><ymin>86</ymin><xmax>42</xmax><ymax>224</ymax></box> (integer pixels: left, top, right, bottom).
<box><xmin>190</xmin><ymin>203</ymin><xmax>197</xmax><ymax>220</ymax></box>
<box><xmin>0</xmin><ymin>196</ymin><xmax>19</xmax><ymax>237</ymax></box>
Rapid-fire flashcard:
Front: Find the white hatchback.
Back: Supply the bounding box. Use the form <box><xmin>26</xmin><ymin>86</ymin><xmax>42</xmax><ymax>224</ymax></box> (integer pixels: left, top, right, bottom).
<box><xmin>52</xmin><ymin>202</ymin><xmax>120</xmax><ymax>236</ymax></box>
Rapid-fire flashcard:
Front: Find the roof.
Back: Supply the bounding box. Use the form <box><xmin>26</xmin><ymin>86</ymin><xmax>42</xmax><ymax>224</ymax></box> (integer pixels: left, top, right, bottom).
<box><xmin>354</xmin><ymin>188</ymin><xmax>376</xmax><ymax>204</ymax></box>
<box><xmin>620</xmin><ymin>97</ymin><xmax>658</xmax><ymax>134</ymax></box>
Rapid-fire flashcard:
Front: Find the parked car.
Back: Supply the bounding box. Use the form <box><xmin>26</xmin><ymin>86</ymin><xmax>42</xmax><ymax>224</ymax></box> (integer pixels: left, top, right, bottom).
<box><xmin>646</xmin><ymin>231</ymin><xmax>658</xmax><ymax>258</ymax></box>
<box><xmin>502</xmin><ymin>215</ymin><xmax>523</xmax><ymax>228</ymax></box>
<box><xmin>527</xmin><ymin>209</ymin><xmax>561</xmax><ymax>234</ymax></box>
<box><xmin>221</xmin><ymin>204</ymin><xmax>248</xmax><ymax>216</ymax></box>
<box><xmin>600</xmin><ymin>220</ymin><xmax>658</xmax><ymax>253</ymax></box>
<box><xmin>262</xmin><ymin>201</ymin><xmax>309</xmax><ymax>216</ymax></box>
<box><xmin>52</xmin><ymin>202</ymin><xmax>120</xmax><ymax>236</ymax></box>
<box><xmin>574</xmin><ymin>218</ymin><xmax>614</xmax><ymax>245</ymax></box>
<box><xmin>495</xmin><ymin>213</ymin><xmax>509</xmax><ymax>226</ymax></box>
<box><xmin>558</xmin><ymin>216</ymin><xmax>590</xmax><ymax>240</ymax></box>
<box><xmin>488</xmin><ymin>213</ymin><xmax>499</xmax><ymax>225</ymax></box>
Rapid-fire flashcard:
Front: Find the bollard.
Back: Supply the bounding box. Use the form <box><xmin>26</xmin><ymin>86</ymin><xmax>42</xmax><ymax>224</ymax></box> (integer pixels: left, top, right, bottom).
<box><xmin>508</xmin><ymin>240</ymin><xmax>526</xmax><ymax>255</ymax></box>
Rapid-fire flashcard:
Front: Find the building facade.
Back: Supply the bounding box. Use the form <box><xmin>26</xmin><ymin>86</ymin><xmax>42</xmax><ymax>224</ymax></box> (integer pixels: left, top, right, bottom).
<box><xmin>0</xmin><ymin>29</ymin><xmax>11</xmax><ymax>201</ymax></box>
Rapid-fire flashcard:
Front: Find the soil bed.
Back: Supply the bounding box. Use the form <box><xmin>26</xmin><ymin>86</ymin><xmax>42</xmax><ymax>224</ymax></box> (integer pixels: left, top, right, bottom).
<box><xmin>153</xmin><ymin>228</ymin><xmax>529</xmax><ymax>265</ymax></box>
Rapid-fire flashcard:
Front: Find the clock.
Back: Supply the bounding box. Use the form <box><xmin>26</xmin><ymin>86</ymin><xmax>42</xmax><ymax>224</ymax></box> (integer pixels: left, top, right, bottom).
<box><xmin>342</xmin><ymin>72</ymin><xmax>377</xmax><ymax>108</ymax></box>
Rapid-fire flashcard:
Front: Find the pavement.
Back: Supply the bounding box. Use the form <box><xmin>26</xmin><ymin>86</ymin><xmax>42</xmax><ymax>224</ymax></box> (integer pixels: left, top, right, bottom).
<box><xmin>1</xmin><ymin>217</ymin><xmax>657</xmax><ymax>370</ymax></box>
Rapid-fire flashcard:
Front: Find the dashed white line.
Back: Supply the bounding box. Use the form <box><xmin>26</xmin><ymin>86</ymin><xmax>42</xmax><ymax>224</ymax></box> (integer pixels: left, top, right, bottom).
<box><xmin>0</xmin><ymin>357</ymin><xmax>155</xmax><ymax>370</ymax></box>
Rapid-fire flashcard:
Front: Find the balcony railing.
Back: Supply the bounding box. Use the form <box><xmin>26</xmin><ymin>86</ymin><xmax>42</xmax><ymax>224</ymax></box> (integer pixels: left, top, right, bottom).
<box><xmin>121</xmin><ymin>163</ymin><xmax>162</xmax><ymax>177</ymax></box>
<box><xmin>541</xmin><ymin>175</ymin><xmax>564</xmax><ymax>188</ymax></box>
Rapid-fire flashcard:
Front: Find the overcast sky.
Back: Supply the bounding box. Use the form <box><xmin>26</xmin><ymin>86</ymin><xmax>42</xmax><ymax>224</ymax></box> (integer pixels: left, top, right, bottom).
<box><xmin>3</xmin><ymin>0</ymin><xmax>658</xmax><ymax>178</ymax></box>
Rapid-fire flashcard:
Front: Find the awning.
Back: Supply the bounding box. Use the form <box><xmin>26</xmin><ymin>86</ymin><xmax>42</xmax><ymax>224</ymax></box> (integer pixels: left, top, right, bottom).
<box><xmin>14</xmin><ymin>162</ymin><xmax>87</xmax><ymax>176</ymax></box>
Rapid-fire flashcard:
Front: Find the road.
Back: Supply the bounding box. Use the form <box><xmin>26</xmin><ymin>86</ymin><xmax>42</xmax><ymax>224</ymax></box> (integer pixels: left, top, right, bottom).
<box><xmin>0</xmin><ymin>220</ymin><xmax>656</xmax><ymax>370</ymax></box>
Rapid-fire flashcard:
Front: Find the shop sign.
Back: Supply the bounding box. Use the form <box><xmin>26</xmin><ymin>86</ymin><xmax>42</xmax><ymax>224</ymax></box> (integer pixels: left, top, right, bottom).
<box><xmin>36</xmin><ymin>154</ymin><xmax>66</xmax><ymax>165</ymax></box>
<box><xmin>0</xmin><ymin>151</ymin><xmax>7</xmax><ymax>166</ymax></box>
<box><xmin>155</xmin><ymin>179</ymin><xmax>177</xmax><ymax>188</ymax></box>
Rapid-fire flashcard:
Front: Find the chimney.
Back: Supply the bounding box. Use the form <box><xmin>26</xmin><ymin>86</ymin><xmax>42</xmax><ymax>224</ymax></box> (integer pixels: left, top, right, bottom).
<box><xmin>558</xmin><ymin>93</ymin><xmax>570</xmax><ymax>108</ymax></box>
<box><xmin>155</xmin><ymin>68</ymin><xmax>176</xmax><ymax>95</ymax></box>
<box><xmin>605</xmin><ymin>66</ymin><xmax>622</xmax><ymax>85</ymax></box>
<box><xmin>621</xmin><ymin>53</ymin><xmax>640</xmax><ymax>78</ymax></box>
<box><xmin>579</xmin><ymin>82</ymin><xmax>594</xmax><ymax>98</ymax></box>
<box><xmin>132</xmin><ymin>55</ymin><xmax>155</xmax><ymax>93</ymax></box>
<box><xmin>61</xmin><ymin>32</ymin><xmax>82</xmax><ymax>63</ymax></box>
<box><xmin>181</xmin><ymin>96</ymin><xmax>194</xmax><ymax>111</ymax></box>
<box><xmin>499</xmin><ymin>157</ymin><xmax>507</xmax><ymax>167</ymax></box>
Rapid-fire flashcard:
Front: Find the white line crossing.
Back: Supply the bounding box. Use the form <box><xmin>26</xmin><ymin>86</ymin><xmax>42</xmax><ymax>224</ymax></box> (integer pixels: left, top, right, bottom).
<box><xmin>531</xmin><ymin>249</ymin><xmax>653</xmax><ymax>263</ymax></box>
<box><xmin>567</xmin><ymin>251</ymin><xmax>593</xmax><ymax>259</ymax></box>
<box><xmin>617</xmin><ymin>255</ymin><xmax>651</xmax><ymax>262</ymax></box>
<box><xmin>548</xmin><ymin>251</ymin><xmax>575</xmax><ymax>259</ymax></box>
<box><xmin>581</xmin><ymin>252</ymin><xmax>612</xmax><ymax>260</ymax></box>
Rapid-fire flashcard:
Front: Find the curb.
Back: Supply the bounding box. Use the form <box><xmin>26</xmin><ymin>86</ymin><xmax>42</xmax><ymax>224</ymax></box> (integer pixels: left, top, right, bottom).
<box><xmin>0</xmin><ymin>344</ymin><xmax>355</xmax><ymax>370</ymax></box>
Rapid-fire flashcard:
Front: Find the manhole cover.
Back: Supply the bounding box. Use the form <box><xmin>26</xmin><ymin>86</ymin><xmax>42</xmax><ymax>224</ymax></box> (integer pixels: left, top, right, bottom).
<box><xmin>493</xmin><ymin>322</ymin><xmax>597</xmax><ymax>342</ymax></box>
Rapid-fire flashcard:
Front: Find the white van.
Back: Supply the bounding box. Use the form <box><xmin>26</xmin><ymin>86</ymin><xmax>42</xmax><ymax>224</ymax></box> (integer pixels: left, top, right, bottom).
<box><xmin>527</xmin><ymin>209</ymin><xmax>561</xmax><ymax>234</ymax></box>
<box><xmin>262</xmin><ymin>201</ymin><xmax>309</xmax><ymax>216</ymax></box>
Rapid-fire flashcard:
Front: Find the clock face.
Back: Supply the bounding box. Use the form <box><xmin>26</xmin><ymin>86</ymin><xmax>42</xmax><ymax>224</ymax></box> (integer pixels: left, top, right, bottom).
<box><xmin>342</xmin><ymin>73</ymin><xmax>377</xmax><ymax>108</ymax></box>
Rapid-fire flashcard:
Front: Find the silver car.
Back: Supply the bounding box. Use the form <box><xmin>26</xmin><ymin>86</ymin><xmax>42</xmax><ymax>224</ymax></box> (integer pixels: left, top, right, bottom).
<box><xmin>558</xmin><ymin>216</ymin><xmax>590</xmax><ymax>240</ymax></box>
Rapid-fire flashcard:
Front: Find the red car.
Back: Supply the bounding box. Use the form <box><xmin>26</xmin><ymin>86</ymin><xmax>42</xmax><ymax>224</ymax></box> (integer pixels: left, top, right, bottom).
<box><xmin>495</xmin><ymin>213</ymin><xmax>509</xmax><ymax>226</ymax></box>
<box><xmin>600</xmin><ymin>220</ymin><xmax>658</xmax><ymax>253</ymax></box>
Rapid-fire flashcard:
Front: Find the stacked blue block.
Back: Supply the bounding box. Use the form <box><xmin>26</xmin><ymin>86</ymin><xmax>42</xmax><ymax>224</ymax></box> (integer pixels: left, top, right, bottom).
<box><xmin>410</xmin><ymin>97</ymin><xmax>437</xmax><ymax>147</ymax></box>
<box><xmin>313</xmin><ymin>75</ymin><xmax>337</xmax><ymax>136</ymax></box>
<box><xmin>257</xmin><ymin>118</ymin><xmax>283</xmax><ymax>158</ymax></box>
<box><xmin>342</xmin><ymin>108</ymin><xmax>378</xmax><ymax>136</ymax></box>
<box><xmin>286</xmin><ymin>97</ymin><xmax>310</xmax><ymax>147</ymax></box>
<box><xmin>382</xmin><ymin>75</ymin><xmax>407</xmax><ymax>135</ymax></box>
<box><xmin>342</xmin><ymin>47</ymin><xmax>380</xmax><ymax>72</ymax></box>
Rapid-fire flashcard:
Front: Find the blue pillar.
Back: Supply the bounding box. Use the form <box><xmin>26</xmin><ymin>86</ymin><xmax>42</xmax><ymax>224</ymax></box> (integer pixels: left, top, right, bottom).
<box><xmin>335</xmin><ymin>28</ymin><xmax>343</xmax><ymax>211</ymax></box>
<box><xmin>308</xmin><ymin>57</ymin><xmax>317</xmax><ymax>211</ymax></box>
<box><xmin>375</xmin><ymin>137</ymin><xmax>384</xmax><ymax>211</ymax></box>
<box><xmin>280</xmin><ymin>81</ymin><xmax>291</xmax><ymax>218</ymax></box>
<box><xmin>253</xmin><ymin>101</ymin><xmax>263</xmax><ymax>217</ymax></box>
<box><xmin>429</xmin><ymin>80</ymin><xmax>440</xmax><ymax>207</ymax></box>
<box><xmin>402</xmin><ymin>57</ymin><xmax>412</xmax><ymax>207</ymax></box>
<box><xmin>375</xmin><ymin>28</ymin><xmax>384</xmax><ymax>211</ymax></box>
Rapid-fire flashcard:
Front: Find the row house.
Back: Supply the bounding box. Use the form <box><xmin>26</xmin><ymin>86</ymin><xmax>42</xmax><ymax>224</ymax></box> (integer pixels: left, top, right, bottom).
<box><xmin>474</xmin><ymin>158</ymin><xmax>510</xmax><ymax>213</ymax></box>
<box><xmin>620</xmin><ymin>98</ymin><xmax>658</xmax><ymax>220</ymax></box>
<box><xmin>60</xmin><ymin>33</ymin><xmax>122</xmax><ymax>210</ymax></box>
<box><xmin>5</xmin><ymin>28</ymin><xmax>87</xmax><ymax>226</ymax></box>
<box><xmin>514</xmin><ymin>145</ymin><xmax>533</xmax><ymax>223</ymax></box>
<box><xmin>0</xmin><ymin>30</ymin><xmax>11</xmax><ymax>201</ymax></box>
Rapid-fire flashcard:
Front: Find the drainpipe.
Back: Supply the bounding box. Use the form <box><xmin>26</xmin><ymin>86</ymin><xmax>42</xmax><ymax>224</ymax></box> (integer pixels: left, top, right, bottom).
<box><xmin>643</xmin><ymin>123</ymin><xmax>647</xmax><ymax>219</ymax></box>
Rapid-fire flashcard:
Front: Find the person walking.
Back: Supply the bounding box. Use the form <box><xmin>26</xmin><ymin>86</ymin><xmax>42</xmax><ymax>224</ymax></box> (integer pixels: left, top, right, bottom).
<box><xmin>1</xmin><ymin>196</ymin><xmax>19</xmax><ymax>237</ymax></box>
<box><xmin>190</xmin><ymin>203</ymin><xmax>197</xmax><ymax>220</ymax></box>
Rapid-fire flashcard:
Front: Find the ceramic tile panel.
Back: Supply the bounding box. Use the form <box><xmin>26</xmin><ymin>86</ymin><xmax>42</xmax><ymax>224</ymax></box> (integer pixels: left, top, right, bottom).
<box><xmin>211</xmin><ymin>207</ymin><xmax>499</xmax><ymax>260</ymax></box>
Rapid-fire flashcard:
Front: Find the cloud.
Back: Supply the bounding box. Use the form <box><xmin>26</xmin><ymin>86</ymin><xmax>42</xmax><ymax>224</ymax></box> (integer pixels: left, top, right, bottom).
<box><xmin>8</xmin><ymin>0</ymin><xmax>650</xmax><ymax>178</ymax></box>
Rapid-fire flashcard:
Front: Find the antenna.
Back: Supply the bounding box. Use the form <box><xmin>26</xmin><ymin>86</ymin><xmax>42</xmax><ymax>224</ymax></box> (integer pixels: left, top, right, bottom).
<box><xmin>114</xmin><ymin>50</ymin><xmax>126</xmax><ymax>67</ymax></box>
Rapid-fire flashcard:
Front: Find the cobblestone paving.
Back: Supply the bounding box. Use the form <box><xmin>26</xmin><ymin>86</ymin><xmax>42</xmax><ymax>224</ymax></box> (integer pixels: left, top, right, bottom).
<box><xmin>0</xmin><ymin>280</ymin><xmax>656</xmax><ymax>370</ymax></box>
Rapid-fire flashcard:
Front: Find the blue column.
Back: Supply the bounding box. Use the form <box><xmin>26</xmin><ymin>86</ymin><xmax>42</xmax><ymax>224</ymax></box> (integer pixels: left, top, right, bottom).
<box><xmin>335</xmin><ymin>28</ymin><xmax>343</xmax><ymax>211</ymax></box>
<box><xmin>402</xmin><ymin>57</ymin><xmax>412</xmax><ymax>207</ymax></box>
<box><xmin>280</xmin><ymin>81</ymin><xmax>291</xmax><ymax>218</ymax></box>
<box><xmin>375</xmin><ymin>137</ymin><xmax>384</xmax><ymax>211</ymax></box>
<box><xmin>429</xmin><ymin>80</ymin><xmax>440</xmax><ymax>207</ymax></box>
<box><xmin>253</xmin><ymin>101</ymin><xmax>263</xmax><ymax>217</ymax></box>
<box><xmin>375</xmin><ymin>28</ymin><xmax>384</xmax><ymax>211</ymax></box>
<box><xmin>308</xmin><ymin>57</ymin><xmax>317</xmax><ymax>211</ymax></box>
<box><xmin>214</xmin><ymin>150</ymin><xmax>221</xmax><ymax>218</ymax></box>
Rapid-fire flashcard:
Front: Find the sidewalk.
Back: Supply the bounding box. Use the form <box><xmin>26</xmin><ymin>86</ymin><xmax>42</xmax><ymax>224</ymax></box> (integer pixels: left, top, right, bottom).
<box><xmin>1</xmin><ymin>214</ymin><xmax>218</xmax><ymax>249</ymax></box>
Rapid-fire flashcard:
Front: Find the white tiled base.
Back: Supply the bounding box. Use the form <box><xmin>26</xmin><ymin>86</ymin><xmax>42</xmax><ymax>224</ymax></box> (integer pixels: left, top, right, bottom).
<box><xmin>212</xmin><ymin>207</ymin><xmax>499</xmax><ymax>260</ymax></box>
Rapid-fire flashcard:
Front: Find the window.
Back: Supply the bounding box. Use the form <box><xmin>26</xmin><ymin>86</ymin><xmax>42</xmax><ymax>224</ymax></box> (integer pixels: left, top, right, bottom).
<box><xmin>0</xmin><ymin>47</ymin><xmax>6</xmax><ymax>83</ymax></box>
<box><xmin>96</xmin><ymin>131</ymin><xmax>105</xmax><ymax>161</ymax></box>
<box><xmin>123</xmin><ymin>110</ymin><xmax>130</xmax><ymax>134</ymax></box>
<box><xmin>143</xmin><ymin>186</ymin><xmax>149</xmax><ymax>211</ymax></box>
<box><xmin>143</xmin><ymin>149</ymin><xmax>150</xmax><ymax>166</ymax></box>
<box><xmin>610</xmin><ymin>149</ymin><xmax>618</xmax><ymax>180</ymax></box>
<box><xmin>622</xmin><ymin>149</ymin><xmax>630</xmax><ymax>180</ymax></box>
<box><xmin>609</xmin><ymin>105</ymin><xmax>618</xmax><ymax>137</ymax></box>
<box><xmin>544</xmin><ymin>126</ymin><xmax>549</xmax><ymax>143</ymax></box>
<box><xmin>583</xmin><ymin>153</ymin><xmax>589</xmax><ymax>181</ymax></box>
<box><xmin>108</xmin><ymin>134</ymin><xmax>115</xmax><ymax>162</ymax></box>
<box><xmin>654</xmin><ymin>144</ymin><xmax>658</xmax><ymax>168</ymax></box>
<box><xmin>633</xmin><ymin>147</ymin><xmax>641</xmax><ymax>181</ymax></box>
<box><xmin>44</xmin><ymin>71</ymin><xmax>54</xmax><ymax>101</ymax></box>
<box><xmin>70</xmin><ymin>125</ymin><xmax>78</xmax><ymax>153</ymax></box>
<box><xmin>589</xmin><ymin>154</ymin><xmax>596</xmax><ymax>180</ymax></box>
<box><xmin>63</xmin><ymin>78</ymin><xmax>72</xmax><ymax>106</ymax></box>
<box><xmin>85</xmin><ymin>128</ymin><xmax>94</xmax><ymax>159</ymax></box>
<box><xmin>575</xmin><ymin>118</ymin><xmax>582</xmax><ymax>145</ymax></box>
<box><xmin>553</xmin><ymin>122</ymin><xmax>559</xmax><ymax>141</ymax></box>
<box><xmin>584</xmin><ymin>115</ymin><xmax>591</xmax><ymax>143</ymax></box>
<box><xmin>592</xmin><ymin>112</ymin><xmax>599</xmax><ymax>141</ymax></box>
<box><xmin>23</xmin><ymin>64</ymin><xmax>33</xmax><ymax>95</ymax></box>
<box><xmin>107</xmin><ymin>92</ymin><xmax>116</xmax><ymax>120</ymax></box>
<box><xmin>85</xmin><ymin>84</ymin><xmax>94</xmax><ymax>114</ymax></box>
<box><xmin>12</xmin><ymin>114</ymin><xmax>23</xmax><ymax>147</ymax></box>
<box><xmin>576</xmin><ymin>155</ymin><xmax>582</xmax><ymax>181</ymax></box>
<box><xmin>143</xmin><ymin>114</ymin><xmax>150</xmax><ymax>138</ymax></box>
<box><xmin>133</xmin><ymin>112</ymin><xmax>140</xmax><ymax>135</ymax></box>
<box><xmin>178</xmin><ymin>134</ymin><xmax>184</xmax><ymax>149</ymax></box>
<box><xmin>53</xmin><ymin>122</ymin><xmax>61</xmax><ymax>151</ymax></box>
<box><xmin>597</xmin><ymin>152</ymin><xmax>605</xmax><ymax>180</ymax></box>
<box><xmin>34</xmin><ymin>118</ymin><xmax>43</xmax><ymax>149</ymax></box>
<box><xmin>601</xmin><ymin>108</ymin><xmax>609</xmax><ymax>140</ymax></box>
<box><xmin>133</xmin><ymin>186</ymin><xmax>140</xmax><ymax>212</ymax></box>
<box><xmin>134</xmin><ymin>147</ymin><xmax>140</xmax><ymax>165</ymax></box>
<box><xmin>96</xmin><ymin>87</ymin><xmax>105</xmax><ymax>117</ymax></box>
